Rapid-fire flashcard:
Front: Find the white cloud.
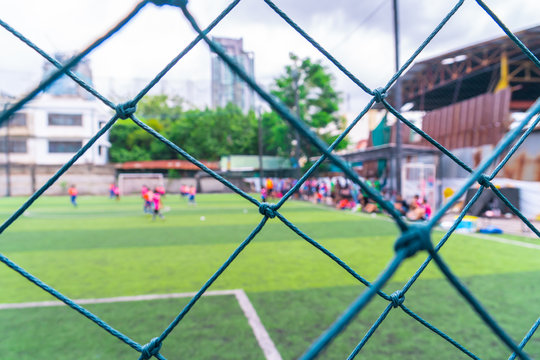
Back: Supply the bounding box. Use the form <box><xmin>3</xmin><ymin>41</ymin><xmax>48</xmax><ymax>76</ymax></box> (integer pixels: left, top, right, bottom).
<box><xmin>0</xmin><ymin>0</ymin><xmax>538</xmax><ymax>113</ymax></box>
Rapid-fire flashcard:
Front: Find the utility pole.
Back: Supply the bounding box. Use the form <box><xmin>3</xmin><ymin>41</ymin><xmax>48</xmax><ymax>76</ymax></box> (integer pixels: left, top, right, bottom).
<box><xmin>257</xmin><ymin>106</ymin><xmax>264</xmax><ymax>189</ymax></box>
<box><xmin>292</xmin><ymin>69</ymin><xmax>302</xmax><ymax>178</ymax></box>
<box><xmin>2</xmin><ymin>103</ymin><xmax>11</xmax><ymax>197</ymax></box>
<box><xmin>393</xmin><ymin>0</ymin><xmax>403</xmax><ymax>196</ymax></box>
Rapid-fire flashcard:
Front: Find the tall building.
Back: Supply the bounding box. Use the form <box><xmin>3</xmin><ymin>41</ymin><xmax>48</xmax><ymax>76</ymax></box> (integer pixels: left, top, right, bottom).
<box><xmin>211</xmin><ymin>37</ymin><xmax>255</xmax><ymax>113</ymax></box>
<box><xmin>0</xmin><ymin>54</ymin><xmax>110</xmax><ymax>167</ymax></box>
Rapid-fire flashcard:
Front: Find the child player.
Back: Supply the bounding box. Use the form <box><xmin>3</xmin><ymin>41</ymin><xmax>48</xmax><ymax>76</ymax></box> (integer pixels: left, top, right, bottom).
<box><xmin>188</xmin><ymin>185</ymin><xmax>196</xmax><ymax>205</ymax></box>
<box><xmin>142</xmin><ymin>186</ymin><xmax>153</xmax><ymax>214</ymax></box>
<box><xmin>152</xmin><ymin>188</ymin><xmax>164</xmax><ymax>220</ymax></box>
<box><xmin>68</xmin><ymin>185</ymin><xmax>78</xmax><ymax>207</ymax></box>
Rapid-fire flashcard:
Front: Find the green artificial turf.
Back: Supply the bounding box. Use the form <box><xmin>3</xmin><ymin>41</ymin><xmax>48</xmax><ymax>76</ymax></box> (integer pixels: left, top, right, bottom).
<box><xmin>0</xmin><ymin>193</ymin><xmax>539</xmax><ymax>359</ymax></box>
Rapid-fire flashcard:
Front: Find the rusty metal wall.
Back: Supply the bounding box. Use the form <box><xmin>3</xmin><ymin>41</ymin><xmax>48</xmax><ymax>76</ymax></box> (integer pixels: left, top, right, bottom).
<box><xmin>420</xmin><ymin>88</ymin><xmax>511</xmax><ymax>149</ymax></box>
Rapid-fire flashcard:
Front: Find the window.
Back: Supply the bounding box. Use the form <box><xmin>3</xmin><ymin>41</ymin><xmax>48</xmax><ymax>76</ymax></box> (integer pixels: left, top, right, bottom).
<box><xmin>9</xmin><ymin>113</ymin><xmax>27</xmax><ymax>126</ymax></box>
<box><xmin>48</xmin><ymin>113</ymin><xmax>82</xmax><ymax>126</ymax></box>
<box><xmin>0</xmin><ymin>139</ymin><xmax>27</xmax><ymax>153</ymax></box>
<box><xmin>48</xmin><ymin>141</ymin><xmax>82</xmax><ymax>153</ymax></box>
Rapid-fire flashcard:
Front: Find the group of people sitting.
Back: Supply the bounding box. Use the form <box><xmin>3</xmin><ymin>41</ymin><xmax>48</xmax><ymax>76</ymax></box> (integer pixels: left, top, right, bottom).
<box><xmin>394</xmin><ymin>194</ymin><xmax>432</xmax><ymax>221</ymax></box>
<box><xmin>258</xmin><ymin>176</ymin><xmax>432</xmax><ymax>221</ymax></box>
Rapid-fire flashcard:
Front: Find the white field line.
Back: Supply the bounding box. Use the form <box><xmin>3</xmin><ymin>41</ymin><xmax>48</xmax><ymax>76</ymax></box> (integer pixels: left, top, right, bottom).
<box><xmin>319</xmin><ymin>204</ymin><xmax>540</xmax><ymax>250</ymax></box>
<box><xmin>467</xmin><ymin>233</ymin><xmax>540</xmax><ymax>250</ymax></box>
<box><xmin>0</xmin><ymin>289</ymin><xmax>282</xmax><ymax>360</ymax></box>
<box><xmin>234</xmin><ymin>290</ymin><xmax>283</xmax><ymax>360</ymax></box>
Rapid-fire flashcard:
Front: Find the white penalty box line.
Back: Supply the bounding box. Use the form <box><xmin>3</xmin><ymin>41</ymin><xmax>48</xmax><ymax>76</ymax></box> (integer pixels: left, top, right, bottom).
<box><xmin>0</xmin><ymin>289</ymin><xmax>282</xmax><ymax>360</ymax></box>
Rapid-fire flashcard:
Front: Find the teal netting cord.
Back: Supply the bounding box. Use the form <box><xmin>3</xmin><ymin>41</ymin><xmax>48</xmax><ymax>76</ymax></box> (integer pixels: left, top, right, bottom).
<box><xmin>0</xmin><ymin>0</ymin><xmax>537</xmax><ymax>357</ymax></box>
<box><xmin>401</xmin><ymin>186</ymin><xmax>486</xmax><ymax>295</ymax></box>
<box><xmin>400</xmin><ymin>304</ymin><xmax>480</xmax><ymax>360</ymax></box>
<box><xmin>509</xmin><ymin>317</ymin><xmax>540</xmax><ymax>360</ymax></box>
<box><xmin>384</xmin><ymin>101</ymin><xmax>473</xmax><ymax>174</ymax></box>
<box><xmin>372</xmin><ymin>88</ymin><xmax>387</xmax><ymax>103</ymax></box>
<box><xmin>116</xmin><ymin>101</ymin><xmax>138</xmax><ymax>120</ymax></box>
<box><xmin>381</xmin><ymin>0</ymin><xmax>465</xmax><ymax>92</ymax></box>
<box><xmin>275</xmin><ymin>212</ymin><xmax>392</xmax><ymax>301</ymax></box>
<box><xmin>476</xmin><ymin>174</ymin><xmax>492</xmax><ymax>188</ymax></box>
<box><xmin>389</xmin><ymin>290</ymin><xmax>405</xmax><ymax>308</ymax></box>
<box><xmin>262</xmin><ymin>0</ymin><xmax>466</xmax><ymax>204</ymax></box>
<box><xmin>299</xmin><ymin>252</ymin><xmax>406</xmax><ymax>360</ymax></box>
<box><xmin>489</xmin><ymin>184</ymin><xmax>540</xmax><ymax>237</ymax></box>
<box><xmin>179</xmin><ymin>4</ymin><xmax>409</xmax><ymax>233</ymax></box>
<box><xmin>149</xmin><ymin>0</ymin><xmax>187</xmax><ymax>7</ymax></box>
<box><xmin>275</xmin><ymin>98</ymin><xmax>376</xmax><ymax>209</ymax></box>
<box><xmin>130</xmin><ymin>115</ymin><xmax>260</xmax><ymax>207</ymax></box>
<box><xmin>475</xmin><ymin>0</ymin><xmax>540</xmax><ymax>68</ymax></box>
<box><xmin>0</xmin><ymin>253</ymin><xmax>142</xmax><ymax>352</ymax></box>
<box><xmin>416</xmin><ymin>101</ymin><xmax>540</xmax><ymax>358</ymax></box>
<box><xmin>348</xmin><ymin>291</ymin><xmax>477</xmax><ymax>360</ymax></box>
<box><xmin>347</xmin><ymin>303</ymin><xmax>393</xmax><ymax>360</ymax></box>
<box><xmin>491</xmin><ymin>110</ymin><xmax>540</xmax><ymax>179</ymax></box>
<box><xmin>138</xmin><ymin>337</ymin><xmax>163</xmax><ymax>360</ymax></box>
<box><xmin>429</xmin><ymin>99</ymin><xmax>540</xmax><ymax>227</ymax></box>
<box><xmin>428</xmin><ymin>249</ymin><xmax>529</xmax><ymax>359</ymax></box>
<box><xmin>396</xmin><ymin>106</ymin><xmax>540</xmax><ymax>299</ymax></box>
<box><xmin>394</xmin><ymin>224</ymin><xmax>433</xmax><ymax>259</ymax></box>
<box><xmin>0</xmin><ymin>116</ymin><xmax>118</xmax><ymax>235</ymax></box>
<box><xmin>0</xmin><ymin>1</ymin><xmax>147</xmax><ymax>128</ymax></box>
<box><xmin>155</xmin><ymin>218</ymin><xmax>267</xmax><ymax>344</ymax></box>
<box><xmin>263</xmin><ymin>0</ymin><xmax>371</xmax><ymax>94</ymax></box>
<box><xmin>259</xmin><ymin>203</ymin><xmax>277</xmax><ymax>218</ymax></box>
<box><xmin>0</xmin><ymin>19</ymin><xmax>115</xmax><ymax>110</ymax></box>
<box><xmin>132</xmin><ymin>0</ymin><xmax>240</xmax><ymax>104</ymax></box>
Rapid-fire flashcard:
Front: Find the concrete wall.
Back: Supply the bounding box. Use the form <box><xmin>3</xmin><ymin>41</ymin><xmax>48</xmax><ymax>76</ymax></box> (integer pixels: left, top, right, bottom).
<box><xmin>0</xmin><ymin>164</ymin><xmax>116</xmax><ymax>196</ymax></box>
<box><xmin>0</xmin><ymin>165</ymin><xmax>250</xmax><ymax>197</ymax></box>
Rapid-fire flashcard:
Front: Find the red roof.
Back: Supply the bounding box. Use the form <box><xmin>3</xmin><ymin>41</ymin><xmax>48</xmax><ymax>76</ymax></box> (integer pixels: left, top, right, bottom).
<box><xmin>118</xmin><ymin>159</ymin><xmax>219</xmax><ymax>171</ymax></box>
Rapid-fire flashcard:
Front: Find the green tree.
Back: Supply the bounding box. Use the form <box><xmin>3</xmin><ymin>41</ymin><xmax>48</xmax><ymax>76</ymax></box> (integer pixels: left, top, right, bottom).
<box><xmin>166</xmin><ymin>103</ymin><xmax>258</xmax><ymax>160</ymax></box>
<box><xmin>266</xmin><ymin>53</ymin><xmax>347</xmax><ymax>160</ymax></box>
<box><xmin>108</xmin><ymin>96</ymin><xmax>258</xmax><ymax>162</ymax></box>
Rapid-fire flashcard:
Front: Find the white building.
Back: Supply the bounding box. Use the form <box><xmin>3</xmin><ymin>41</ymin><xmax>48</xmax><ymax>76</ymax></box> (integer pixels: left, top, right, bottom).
<box><xmin>0</xmin><ymin>93</ymin><xmax>111</xmax><ymax>166</ymax></box>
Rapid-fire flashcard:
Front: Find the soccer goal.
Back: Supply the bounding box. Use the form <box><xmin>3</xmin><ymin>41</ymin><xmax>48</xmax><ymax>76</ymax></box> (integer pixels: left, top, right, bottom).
<box><xmin>401</xmin><ymin>162</ymin><xmax>437</xmax><ymax>211</ymax></box>
<box><xmin>117</xmin><ymin>173</ymin><xmax>165</xmax><ymax>195</ymax></box>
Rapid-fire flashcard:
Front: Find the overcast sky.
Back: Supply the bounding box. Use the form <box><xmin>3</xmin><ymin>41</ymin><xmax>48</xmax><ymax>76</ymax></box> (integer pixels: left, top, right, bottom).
<box><xmin>0</xmin><ymin>0</ymin><xmax>538</xmax><ymax>120</ymax></box>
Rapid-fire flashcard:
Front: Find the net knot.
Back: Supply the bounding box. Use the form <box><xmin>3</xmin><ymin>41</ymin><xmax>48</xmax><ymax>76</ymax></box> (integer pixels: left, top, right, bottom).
<box><xmin>139</xmin><ymin>337</ymin><xmax>162</xmax><ymax>360</ymax></box>
<box><xmin>373</xmin><ymin>87</ymin><xmax>387</xmax><ymax>103</ymax></box>
<box><xmin>149</xmin><ymin>0</ymin><xmax>188</xmax><ymax>7</ymax></box>
<box><xmin>259</xmin><ymin>203</ymin><xmax>277</xmax><ymax>218</ymax></box>
<box><xmin>394</xmin><ymin>224</ymin><xmax>432</xmax><ymax>258</ymax></box>
<box><xmin>477</xmin><ymin>174</ymin><xmax>491</xmax><ymax>188</ymax></box>
<box><xmin>115</xmin><ymin>101</ymin><xmax>137</xmax><ymax>120</ymax></box>
<box><xmin>390</xmin><ymin>290</ymin><xmax>405</xmax><ymax>308</ymax></box>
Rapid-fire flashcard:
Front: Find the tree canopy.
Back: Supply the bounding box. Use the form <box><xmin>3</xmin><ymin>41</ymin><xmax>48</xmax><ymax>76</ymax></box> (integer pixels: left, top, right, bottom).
<box><xmin>108</xmin><ymin>54</ymin><xmax>347</xmax><ymax>164</ymax></box>
<box><xmin>265</xmin><ymin>53</ymin><xmax>347</xmax><ymax>160</ymax></box>
<box><xmin>109</xmin><ymin>96</ymin><xmax>257</xmax><ymax>162</ymax></box>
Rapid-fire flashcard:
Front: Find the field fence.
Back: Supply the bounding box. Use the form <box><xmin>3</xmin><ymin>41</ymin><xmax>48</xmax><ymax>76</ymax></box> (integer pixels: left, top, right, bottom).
<box><xmin>1</xmin><ymin>0</ymin><xmax>540</xmax><ymax>359</ymax></box>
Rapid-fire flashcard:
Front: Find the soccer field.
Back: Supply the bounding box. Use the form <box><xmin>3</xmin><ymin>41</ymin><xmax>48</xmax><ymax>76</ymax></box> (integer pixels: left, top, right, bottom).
<box><xmin>0</xmin><ymin>193</ymin><xmax>539</xmax><ymax>359</ymax></box>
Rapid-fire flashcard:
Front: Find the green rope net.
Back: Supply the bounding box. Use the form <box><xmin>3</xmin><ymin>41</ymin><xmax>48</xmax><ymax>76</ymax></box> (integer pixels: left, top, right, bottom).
<box><xmin>0</xmin><ymin>1</ymin><xmax>539</xmax><ymax>359</ymax></box>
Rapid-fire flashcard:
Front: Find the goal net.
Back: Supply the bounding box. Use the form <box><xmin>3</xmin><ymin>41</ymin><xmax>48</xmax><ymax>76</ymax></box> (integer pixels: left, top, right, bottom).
<box><xmin>117</xmin><ymin>173</ymin><xmax>165</xmax><ymax>195</ymax></box>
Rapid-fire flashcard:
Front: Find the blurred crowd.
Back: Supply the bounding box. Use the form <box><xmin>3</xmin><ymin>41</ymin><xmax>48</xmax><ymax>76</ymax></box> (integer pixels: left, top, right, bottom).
<box><xmin>257</xmin><ymin>177</ymin><xmax>432</xmax><ymax>221</ymax></box>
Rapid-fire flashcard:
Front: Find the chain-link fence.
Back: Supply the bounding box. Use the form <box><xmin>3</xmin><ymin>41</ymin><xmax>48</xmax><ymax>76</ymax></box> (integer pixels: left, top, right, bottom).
<box><xmin>1</xmin><ymin>0</ymin><xmax>539</xmax><ymax>359</ymax></box>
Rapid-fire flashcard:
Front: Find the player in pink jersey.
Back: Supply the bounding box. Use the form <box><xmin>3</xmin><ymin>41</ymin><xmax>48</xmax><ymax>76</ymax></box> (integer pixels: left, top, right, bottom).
<box><xmin>152</xmin><ymin>189</ymin><xmax>164</xmax><ymax>220</ymax></box>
